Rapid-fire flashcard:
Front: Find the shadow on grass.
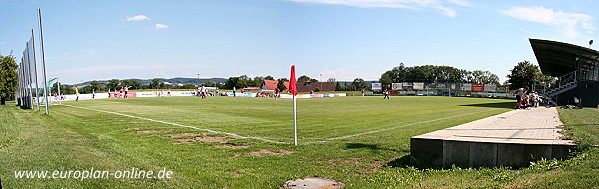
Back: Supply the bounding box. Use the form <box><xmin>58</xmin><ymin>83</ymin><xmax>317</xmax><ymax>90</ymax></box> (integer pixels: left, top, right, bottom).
<box><xmin>345</xmin><ymin>143</ymin><xmax>402</xmax><ymax>152</ymax></box>
<box><xmin>18</xmin><ymin>105</ymin><xmax>32</xmax><ymax>110</ymax></box>
<box><xmin>460</xmin><ymin>102</ymin><xmax>514</xmax><ymax>109</ymax></box>
<box><xmin>386</xmin><ymin>154</ymin><xmax>442</xmax><ymax>169</ymax></box>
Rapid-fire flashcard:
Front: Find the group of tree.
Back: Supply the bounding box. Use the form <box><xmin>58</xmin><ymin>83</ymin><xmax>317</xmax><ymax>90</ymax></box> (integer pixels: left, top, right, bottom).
<box><xmin>49</xmin><ymin>78</ymin><xmax>222</xmax><ymax>95</ymax></box>
<box><xmin>380</xmin><ymin>63</ymin><xmax>501</xmax><ymax>85</ymax></box>
<box><xmin>224</xmin><ymin>75</ymin><xmax>274</xmax><ymax>89</ymax></box>
<box><xmin>336</xmin><ymin>78</ymin><xmax>368</xmax><ymax>91</ymax></box>
<box><xmin>0</xmin><ymin>54</ymin><xmax>19</xmax><ymax>105</ymax></box>
<box><xmin>506</xmin><ymin>61</ymin><xmax>554</xmax><ymax>90</ymax></box>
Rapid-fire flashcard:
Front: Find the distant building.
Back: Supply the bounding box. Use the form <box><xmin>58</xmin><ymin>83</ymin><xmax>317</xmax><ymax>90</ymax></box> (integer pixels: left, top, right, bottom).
<box><xmin>261</xmin><ymin>80</ymin><xmax>335</xmax><ymax>93</ymax></box>
<box><xmin>295</xmin><ymin>81</ymin><xmax>335</xmax><ymax>92</ymax></box>
<box><xmin>262</xmin><ymin>80</ymin><xmax>289</xmax><ymax>93</ymax></box>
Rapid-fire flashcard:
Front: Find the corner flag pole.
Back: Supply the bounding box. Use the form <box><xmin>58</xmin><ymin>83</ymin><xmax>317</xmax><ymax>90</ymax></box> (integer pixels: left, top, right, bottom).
<box><xmin>38</xmin><ymin>8</ymin><xmax>49</xmax><ymax>114</ymax></box>
<box><xmin>289</xmin><ymin>65</ymin><xmax>298</xmax><ymax>145</ymax></box>
<box><xmin>293</xmin><ymin>94</ymin><xmax>297</xmax><ymax>145</ymax></box>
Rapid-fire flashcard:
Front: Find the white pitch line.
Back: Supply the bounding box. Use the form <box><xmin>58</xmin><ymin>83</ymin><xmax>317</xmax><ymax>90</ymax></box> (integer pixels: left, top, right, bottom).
<box><xmin>62</xmin><ymin>104</ymin><xmax>287</xmax><ymax>144</ymax></box>
<box><xmin>304</xmin><ymin>109</ymin><xmax>499</xmax><ymax>144</ymax></box>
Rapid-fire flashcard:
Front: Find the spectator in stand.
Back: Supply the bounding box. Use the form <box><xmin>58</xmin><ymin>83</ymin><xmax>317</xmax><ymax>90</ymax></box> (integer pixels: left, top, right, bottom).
<box><xmin>531</xmin><ymin>92</ymin><xmax>539</xmax><ymax>108</ymax></box>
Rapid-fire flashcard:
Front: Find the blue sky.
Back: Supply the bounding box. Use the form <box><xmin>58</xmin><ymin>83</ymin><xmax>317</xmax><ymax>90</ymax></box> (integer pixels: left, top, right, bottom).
<box><xmin>1</xmin><ymin>0</ymin><xmax>597</xmax><ymax>84</ymax></box>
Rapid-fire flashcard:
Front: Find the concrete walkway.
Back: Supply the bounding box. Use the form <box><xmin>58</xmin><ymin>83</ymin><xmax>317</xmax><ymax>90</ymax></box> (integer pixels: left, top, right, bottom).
<box><xmin>411</xmin><ymin>107</ymin><xmax>576</xmax><ymax>167</ymax></box>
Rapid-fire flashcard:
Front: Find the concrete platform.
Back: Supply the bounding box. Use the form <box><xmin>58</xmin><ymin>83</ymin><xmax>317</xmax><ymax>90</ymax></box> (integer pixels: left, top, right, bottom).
<box><xmin>410</xmin><ymin>107</ymin><xmax>576</xmax><ymax>167</ymax></box>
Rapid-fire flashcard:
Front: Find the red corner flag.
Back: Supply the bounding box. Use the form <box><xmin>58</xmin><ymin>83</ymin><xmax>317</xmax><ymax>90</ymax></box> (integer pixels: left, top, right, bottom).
<box><xmin>289</xmin><ymin>65</ymin><xmax>298</xmax><ymax>96</ymax></box>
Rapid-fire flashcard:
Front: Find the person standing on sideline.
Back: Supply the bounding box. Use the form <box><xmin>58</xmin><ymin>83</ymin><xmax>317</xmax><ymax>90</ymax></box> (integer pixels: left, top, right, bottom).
<box><xmin>75</xmin><ymin>87</ymin><xmax>80</xmax><ymax>102</ymax></box>
<box><xmin>274</xmin><ymin>88</ymin><xmax>279</xmax><ymax>100</ymax></box>
<box><xmin>200</xmin><ymin>86</ymin><xmax>207</xmax><ymax>99</ymax></box>
<box><xmin>167</xmin><ymin>88</ymin><xmax>171</xmax><ymax>96</ymax></box>
<box><xmin>383</xmin><ymin>89</ymin><xmax>390</xmax><ymax>100</ymax></box>
<box><xmin>233</xmin><ymin>87</ymin><xmax>236</xmax><ymax>97</ymax></box>
<box><xmin>123</xmin><ymin>86</ymin><xmax>129</xmax><ymax>98</ymax></box>
<box><xmin>514</xmin><ymin>87</ymin><xmax>528</xmax><ymax>109</ymax></box>
<box><xmin>361</xmin><ymin>89</ymin><xmax>365</xmax><ymax>97</ymax></box>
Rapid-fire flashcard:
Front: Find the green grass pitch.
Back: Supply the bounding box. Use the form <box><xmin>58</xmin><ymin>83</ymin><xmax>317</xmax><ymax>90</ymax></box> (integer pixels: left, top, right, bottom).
<box><xmin>1</xmin><ymin>96</ymin><xmax>597</xmax><ymax>188</ymax></box>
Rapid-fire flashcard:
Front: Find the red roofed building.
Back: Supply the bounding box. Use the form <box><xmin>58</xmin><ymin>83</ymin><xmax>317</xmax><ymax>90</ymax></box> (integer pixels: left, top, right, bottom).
<box><xmin>262</xmin><ymin>80</ymin><xmax>336</xmax><ymax>93</ymax></box>
<box><xmin>261</xmin><ymin>80</ymin><xmax>289</xmax><ymax>93</ymax></box>
<box><xmin>296</xmin><ymin>81</ymin><xmax>336</xmax><ymax>92</ymax></box>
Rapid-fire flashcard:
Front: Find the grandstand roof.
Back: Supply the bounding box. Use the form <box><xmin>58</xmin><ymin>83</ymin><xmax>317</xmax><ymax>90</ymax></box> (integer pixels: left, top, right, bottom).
<box><xmin>530</xmin><ymin>38</ymin><xmax>599</xmax><ymax>77</ymax></box>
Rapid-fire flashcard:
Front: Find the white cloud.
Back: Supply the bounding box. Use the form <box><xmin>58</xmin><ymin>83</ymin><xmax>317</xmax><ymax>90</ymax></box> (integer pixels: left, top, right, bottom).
<box><xmin>155</xmin><ymin>24</ymin><xmax>169</xmax><ymax>30</ymax></box>
<box><xmin>500</xmin><ymin>6</ymin><xmax>594</xmax><ymax>38</ymax></box>
<box><xmin>126</xmin><ymin>15</ymin><xmax>150</xmax><ymax>21</ymax></box>
<box><xmin>285</xmin><ymin>0</ymin><xmax>470</xmax><ymax>17</ymax></box>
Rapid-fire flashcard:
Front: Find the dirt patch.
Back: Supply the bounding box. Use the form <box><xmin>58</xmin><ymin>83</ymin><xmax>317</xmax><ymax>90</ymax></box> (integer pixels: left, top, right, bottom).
<box><xmin>342</xmin><ymin>157</ymin><xmax>360</xmax><ymax>164</ymax></box>
<box><xmin>370</xmin><ymin>160</ymin><xmax>385</xmax><ymax>167</ymax></box>
<box><xmin>123</xmin><ymin>127</ymin><xmax>141</xmax><ymax>131</ymax></box>
<box><xmin>230</xmin><ymin>153</ymin><xmax>242</xmax><ymax>159</ymax></box>
<box><xmin>214</xmin><ymin>144</ymin><xmax>251</xmax><ymax>149</ymax></box>
<box><xmin>195</xmin><ymin>136</ymin><xmax>234</xmax><ymax>143</ymax></box>
<box><xmin>164</xmin><ymin>132</ymin><xmax>212</xmax><ymax>138</ymax></box>
<box><xmin>136</xmin><ymin>129</ymin><xmax>174</xmax><ymax>134</ymax></box>
<box><xmin>173</xmin><ymin>139</ymin><xmax>195</xmax><ymax>144</ymax></box>
<box><xmin>248</xmin><ymin>149</ymin><xmax>295</xmax><ymax>157</ymax></box>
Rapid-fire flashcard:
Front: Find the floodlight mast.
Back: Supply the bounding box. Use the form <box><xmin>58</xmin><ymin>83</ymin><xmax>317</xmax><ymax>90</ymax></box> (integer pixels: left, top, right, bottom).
<box><xmin>31</xmin><ymin>29</ymin><xmax>41</xmax><ymax>111</ymax></box>
<box><xmin>38</xmin><ymin>8</ymin><xmax>49</xmax><ymax>114</ymax></box>
<box><xmin>320</xmin><ymin>73</ymin><xmax>322</xmax><ymax>91</ymax></box>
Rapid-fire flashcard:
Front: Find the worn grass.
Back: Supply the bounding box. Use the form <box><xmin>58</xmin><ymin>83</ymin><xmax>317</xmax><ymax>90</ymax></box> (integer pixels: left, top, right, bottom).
<box><xmin>0</xmin><ymin>96</ymin><xmax>597</xmax><ymax>188</ymax></box>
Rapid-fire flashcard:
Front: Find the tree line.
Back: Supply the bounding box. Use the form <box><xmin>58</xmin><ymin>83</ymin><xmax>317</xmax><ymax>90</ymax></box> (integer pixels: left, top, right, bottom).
<box><xmin>379</xmin><ymin>63</ymin><xmax>501</xmax><ymax>85</ymax></box>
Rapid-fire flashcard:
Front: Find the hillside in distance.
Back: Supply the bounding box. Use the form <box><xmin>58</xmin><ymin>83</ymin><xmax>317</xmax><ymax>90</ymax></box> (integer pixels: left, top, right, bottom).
<box><xmin>74</xmin><ymin>77</ymin><xmax>228</xmax><ymax>86</ymax></box>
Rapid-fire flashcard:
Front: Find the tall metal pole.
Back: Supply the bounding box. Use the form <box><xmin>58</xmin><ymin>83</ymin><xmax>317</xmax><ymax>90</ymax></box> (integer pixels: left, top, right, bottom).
<box><xmin>25</xmin><ymin>44</ymin><xmax>34</xmax><ymax>108</ymax></box>
<box><xmin>320</xmin><ymin>73</ymin><xmax>323</xmax><ymax>91</ymax></box>
<box><xmin>17</xmin><ymin>63</ymin><xmax>22</xmax><ymax>106</ymax></box>
<box><xmin>31</xmin><ymin>29</ymin><xmax>41</xmax><ymax>111</ymax></box>
<box><xmin>21</xmin><ymin>63</ymin><xmax>26</xmax><ymax>107</ymax></box>
<box><xmin>38</xmin><ymin>8</ymin><xmax>49</xmax><ymax>114</ymax></box>
<box><xmin>17</xmin><ymin>64</ymin><xmax>21</xmax><ymax>106</ymax></box>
